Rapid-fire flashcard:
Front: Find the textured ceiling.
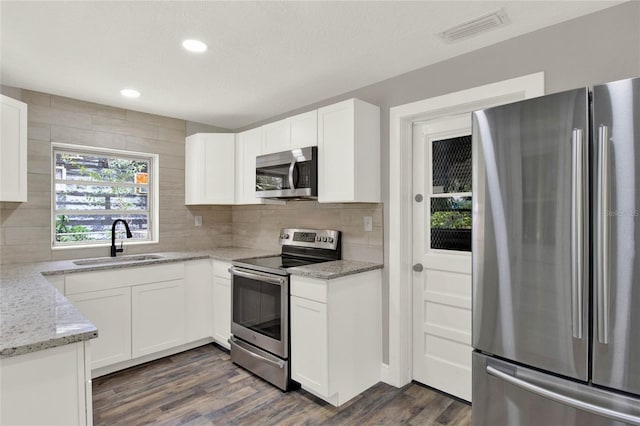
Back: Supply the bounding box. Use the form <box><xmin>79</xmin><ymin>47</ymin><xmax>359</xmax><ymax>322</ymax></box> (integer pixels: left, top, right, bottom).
<box><xmin>0</xmin><ymin>1</ymin><xmax>623</xmax><ymax>129</ymax></box>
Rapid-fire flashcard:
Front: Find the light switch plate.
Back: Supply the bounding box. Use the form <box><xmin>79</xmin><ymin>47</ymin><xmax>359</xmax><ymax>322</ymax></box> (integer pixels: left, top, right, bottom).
<box><xmin>364</xmin><ymin>216</ymin><xmax>373</xmax><ymax>232</ymax></box>
<box><xmin>195</xmin><ymin>216</ymin><xmax>202</xmax><ymax>227</ymax></box>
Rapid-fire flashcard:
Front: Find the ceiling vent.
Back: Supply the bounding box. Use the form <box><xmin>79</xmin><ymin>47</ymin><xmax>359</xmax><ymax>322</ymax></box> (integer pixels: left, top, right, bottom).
<box><xmin>438</xmin><ymin>9</ymin><xmax>509</xmax><ymax>43</ymax></box>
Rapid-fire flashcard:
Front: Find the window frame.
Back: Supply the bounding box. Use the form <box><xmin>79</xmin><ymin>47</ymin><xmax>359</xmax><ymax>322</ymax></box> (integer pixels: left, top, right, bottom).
<box><xmin>51</xmin><ymin>142</ymin><xmax>159</xmax><ymax>250</ymax></box>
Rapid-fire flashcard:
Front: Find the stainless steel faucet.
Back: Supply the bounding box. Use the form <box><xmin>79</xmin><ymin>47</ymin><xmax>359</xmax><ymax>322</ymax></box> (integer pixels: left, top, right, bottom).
<box><xmin>111</xmin><ymin>219</ymin><xmax>133</xmax><ymax>257</ymax></box>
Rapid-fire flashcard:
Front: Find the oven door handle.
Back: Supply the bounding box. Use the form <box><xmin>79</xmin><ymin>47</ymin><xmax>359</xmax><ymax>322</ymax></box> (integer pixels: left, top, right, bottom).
<box><xmin>229</xmin><ymin>267</ymin><xmax>286</xmax><ymax>285</ymax></box>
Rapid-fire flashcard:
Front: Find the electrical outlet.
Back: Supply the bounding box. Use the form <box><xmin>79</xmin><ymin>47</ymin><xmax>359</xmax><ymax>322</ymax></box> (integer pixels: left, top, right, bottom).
<box><xmin>364</xmin><ymin>216</ymin><xmax>373</xmax><ymax>232</ymax></box>
<box><xmin>195</xmin><ymin>216</ymin><xmax>202</xmax><ymax>227</ymax></box>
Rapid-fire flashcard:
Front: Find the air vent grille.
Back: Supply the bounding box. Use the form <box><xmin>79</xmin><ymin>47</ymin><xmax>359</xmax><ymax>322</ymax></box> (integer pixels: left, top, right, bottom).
<box><xmin>438</xmin><ymin>9</ymin><xmax>509</xmax><ymax>43</ymax></box>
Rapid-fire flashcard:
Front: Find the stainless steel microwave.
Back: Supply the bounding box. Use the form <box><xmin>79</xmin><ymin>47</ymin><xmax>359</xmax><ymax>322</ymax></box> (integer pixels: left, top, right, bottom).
<box><xmin>255</xmin><ymin>146</ymin><xmax>317</xmax><ymax>199</ymax></box>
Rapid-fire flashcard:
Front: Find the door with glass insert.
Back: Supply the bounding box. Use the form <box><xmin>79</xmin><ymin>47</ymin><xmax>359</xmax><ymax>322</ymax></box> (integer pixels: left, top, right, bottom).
<box><xmin>412</xmin><ymin>114</ymin><xmax>472</xmax><ymax>401</ymax></box>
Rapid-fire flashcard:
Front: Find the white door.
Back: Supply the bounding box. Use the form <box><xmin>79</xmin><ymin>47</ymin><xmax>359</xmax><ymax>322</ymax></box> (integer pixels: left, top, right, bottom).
<box><xmin>412</xmin><ymin>114</ymin><xmax>473</xmax><ymax>401</ymax></box>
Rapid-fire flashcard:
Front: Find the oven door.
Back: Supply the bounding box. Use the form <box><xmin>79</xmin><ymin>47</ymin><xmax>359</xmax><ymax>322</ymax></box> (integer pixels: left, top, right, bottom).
<box><xmin>255</xmin><ymin>146</ymin><xmax>317</xmax><ymax>198</ymax></box>
<box><xmin>230</xmin><ymin>267</ymin><xmax>289</xmax><ymax>358</ymax></box>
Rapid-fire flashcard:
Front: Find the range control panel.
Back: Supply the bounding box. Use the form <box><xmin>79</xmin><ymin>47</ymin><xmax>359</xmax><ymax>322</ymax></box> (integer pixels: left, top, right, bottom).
<box><xmin>279</xmin><ymin>228</ymin><xmax>340</xmax><ymax>251</ymax></box>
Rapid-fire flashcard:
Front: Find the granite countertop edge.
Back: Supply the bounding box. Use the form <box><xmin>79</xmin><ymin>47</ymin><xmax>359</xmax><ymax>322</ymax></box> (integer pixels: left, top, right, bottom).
<box><xmin>287</xmin><ymin>260</ymin><xmax>383</xmax><ymax>279</ymax></box>
<box><xmin>0</xmin><ymin>247</ymin><xmax>276</xmax><ymax>358</ymax></box>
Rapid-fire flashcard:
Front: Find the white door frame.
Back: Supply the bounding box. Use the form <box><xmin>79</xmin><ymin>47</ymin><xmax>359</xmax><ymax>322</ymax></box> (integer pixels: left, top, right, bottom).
<box><xmin>385</xmin><ymin>72</ymin><xmax>545</xmax><ymax>387</ymax></box>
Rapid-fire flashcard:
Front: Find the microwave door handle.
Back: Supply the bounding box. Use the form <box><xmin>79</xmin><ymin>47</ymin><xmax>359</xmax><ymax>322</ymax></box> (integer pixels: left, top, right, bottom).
<box><xmin>288</xmin><ymin>160</ymin><xmax>296</xmax><ymax>190</ymax></box>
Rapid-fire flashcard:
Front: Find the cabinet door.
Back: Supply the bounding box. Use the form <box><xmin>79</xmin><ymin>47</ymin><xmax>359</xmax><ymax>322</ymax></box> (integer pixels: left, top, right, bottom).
<box><xmin>185</xmin><ymin>133</ymin><xmax>235</xmax><ymax>205</ymax></box>
<box><xmin>262</xmin><ymin>118</ymin><xmax>290</xmax><ymax>154</ymax></box>
<box><xmin>131</xmin><ymin>279</ymin><xmax>186</xmax><ymax>358</ymax></box>
<box><xmin>185</xmin><ymin>260</ymin><xmax>213</xmax><ymax>342</ymax></box>
<box><xmin>67</xmin><ymin>287</ymin><xmax>132</xmax><ymax>369</ymax></box>
<box><xmin>0</xmin><ymin>342</ymin><xmax>88</xmax><ymax>426</ymax></box>
<box><xmin>290</xmin><ymin>295</ymin><xmax>329</xmax><ymax>396</ymax></box>
<box><xmin>236</xmin><ymin>127</ymin><xmax>263</xmax><ymax>204</ymax></box>
<box><xmin>290</xmin><ymin>110</ymin><xmax>317</xmax><ymax>149</ymax></box>
<box><xmin>185</xmin><ymin>133</ymin><xmax>203</xmax><ymax>204</ymax></box>
<box><xmin>318</xmin><ymin>100</ymin><xmax>355</xmax><ymax>202</ymax></box>
<box><xmin>212</xmin><ymin>276</ymin><xmax>231</xmax><ymax>349</ymax></box>
<box><xmin>0</xmin><ymin>94</ymin><xmax>27</xmax><ymax>202</ymax></box>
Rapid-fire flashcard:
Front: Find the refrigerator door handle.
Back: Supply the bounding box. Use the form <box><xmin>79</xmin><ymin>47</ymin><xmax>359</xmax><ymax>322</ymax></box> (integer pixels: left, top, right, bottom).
<box><xmin>487</xmin><ymin>365</ymin><xmax>640</xmax><ymax>425</ymax></box>
<box><xmin>571</xmin><ymin>128</ymin><xmax>584</xmax><ymax>339</ymax></box>
<box><xmin>597</xmin><ymin>125</ymin><xmax>610</xmax><ymax>344</ymax></box>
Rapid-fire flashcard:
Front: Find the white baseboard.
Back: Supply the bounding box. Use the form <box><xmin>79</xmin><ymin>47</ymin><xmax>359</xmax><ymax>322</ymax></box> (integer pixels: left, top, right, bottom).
<box><xmin>91</xmin><ymin>338</ymin><xmax>214</xmax><ymax>378</ymax></box>
<box><xmin>380</xmin><ymin>362</ymin><xmax>396</xmax><ymax>387</ymax></box>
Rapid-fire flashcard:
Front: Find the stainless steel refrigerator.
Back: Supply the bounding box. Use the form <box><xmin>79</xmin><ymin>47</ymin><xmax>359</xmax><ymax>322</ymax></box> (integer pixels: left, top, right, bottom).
<box><xmin>472</xmin><ymin>77</ymin><xmax>640</xmax><ymax>425</ymax></box>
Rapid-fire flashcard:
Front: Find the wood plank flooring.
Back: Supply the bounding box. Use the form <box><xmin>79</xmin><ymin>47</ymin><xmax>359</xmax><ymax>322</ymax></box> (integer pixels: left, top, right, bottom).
<box><xmin>93</xmin><ymin>344</ymin><xmax>471</xmax><ymax>425</ymax></box>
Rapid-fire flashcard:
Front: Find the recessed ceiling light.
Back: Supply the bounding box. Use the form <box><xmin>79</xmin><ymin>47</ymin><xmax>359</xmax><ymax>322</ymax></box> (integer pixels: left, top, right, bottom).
<box><xmin>182</xmin><ymin>39</ymin><xmax>208</xmax><ymax>53</ymax></box>
<box><xmin>120</xmin><ymin>88</ymin><xmax>141</xmax><ymax>98</ymax></box>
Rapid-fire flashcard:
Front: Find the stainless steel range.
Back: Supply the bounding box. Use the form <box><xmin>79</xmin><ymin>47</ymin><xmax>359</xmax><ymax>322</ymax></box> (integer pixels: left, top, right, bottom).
<box><xmin>229</xmin><ymin>228</ymin><xmax>341</xmax><ymax>391</ymax></box>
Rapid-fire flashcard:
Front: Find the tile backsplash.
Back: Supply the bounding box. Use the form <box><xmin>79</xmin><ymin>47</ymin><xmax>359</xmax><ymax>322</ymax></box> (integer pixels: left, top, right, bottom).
<box><xmin>232</xmin><ymin>201</ymin><xmax>383</xmax><ymax>263</ymax></box>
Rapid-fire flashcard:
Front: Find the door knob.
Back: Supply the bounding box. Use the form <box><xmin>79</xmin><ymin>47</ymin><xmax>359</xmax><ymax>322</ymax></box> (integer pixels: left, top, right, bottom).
<box><xmin>413</xmin><ymin>263</ymin><xmax>424</xmax><ymax>272</ymax></box>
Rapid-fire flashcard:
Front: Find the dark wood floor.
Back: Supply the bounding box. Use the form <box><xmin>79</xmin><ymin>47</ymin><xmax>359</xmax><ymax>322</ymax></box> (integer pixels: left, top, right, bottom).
<box><xmin>93</xmin><ymin>344</ymin><xmax>471</xmax><ymax>425</ymax></box>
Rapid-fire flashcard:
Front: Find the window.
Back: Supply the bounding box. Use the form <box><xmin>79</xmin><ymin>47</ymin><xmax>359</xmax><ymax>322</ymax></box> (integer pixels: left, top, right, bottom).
<box><xmin>429</xmin><ymin>134</ymin><xmax>472</xmax><ymax>252</ymax></box>
<box><xmin>52</xmin><ymin>144</ymin><xmax>158</xmax><ymax>248</ymax></box>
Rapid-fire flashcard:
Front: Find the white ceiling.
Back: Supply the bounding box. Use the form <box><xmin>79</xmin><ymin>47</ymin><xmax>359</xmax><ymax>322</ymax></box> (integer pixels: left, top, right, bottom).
<box><xmin>0</xmin><ymin>1</ymin><xmax>623</xmax><ymax>130</ymax></box>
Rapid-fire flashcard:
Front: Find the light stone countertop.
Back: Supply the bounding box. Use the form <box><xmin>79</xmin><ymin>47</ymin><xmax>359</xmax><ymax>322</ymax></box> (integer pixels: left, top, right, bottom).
<box><xmin>0</xmin><ymin>247</ymin><xmax>275</xmax><ymax>358</ymax></box>
<box><xmin>287</xmin><ymin>260</ymin><xmax>383</xmax><ymax>280</ymax></box>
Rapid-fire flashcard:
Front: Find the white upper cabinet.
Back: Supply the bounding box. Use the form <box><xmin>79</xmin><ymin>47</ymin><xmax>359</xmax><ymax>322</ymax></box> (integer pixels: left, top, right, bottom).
<box><xmin>262</xmin><ymin>118</ymin><xmax>290</xmax><ymax>154</ymax></box>
<box><xmin>290</xmin><ymin>110</ymin><xmax>317</xmax><ymax>149</ymax></box>
<box><xmin>317</xmin><ymin>99</ymin><xmax>380</xmax><ymax>203</ymax></box>
<box><xmin>262</xmin><ymin>110</ymin><xmax>317</xmax><ymax>154</ymax></box>
<box><xmin>0</xmin><ymin>94</ymin><xmax>27</xmax><ymax>202</ymax></box>
<box><xmin>185</xmin><ymin>133</ymin><xmax>236</xmax><ymax>205</ymax></box>
<box><xmin>236</xmin><ymin>127</ymin><xmax>264</xmax><ymax>204</ymax></box>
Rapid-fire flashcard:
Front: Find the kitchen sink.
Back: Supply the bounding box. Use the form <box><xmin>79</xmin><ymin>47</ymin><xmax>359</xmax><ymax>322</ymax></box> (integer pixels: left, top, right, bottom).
<box><xmin>72</xmin><ymin>254</ymin><xmax>164</xmax><ymax>266</ymax></box>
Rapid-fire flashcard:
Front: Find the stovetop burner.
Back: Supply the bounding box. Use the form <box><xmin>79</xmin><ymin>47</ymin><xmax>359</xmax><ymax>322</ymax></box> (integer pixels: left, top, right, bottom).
<box><xmin>232</xmin><ymin>228</ymin><xmax>342</xmax><ymax>276</ymax></box>
<box><xmin>232</xmin><ymin>255</ymin><xmax>328</xmax><ymax>276</ymax></box>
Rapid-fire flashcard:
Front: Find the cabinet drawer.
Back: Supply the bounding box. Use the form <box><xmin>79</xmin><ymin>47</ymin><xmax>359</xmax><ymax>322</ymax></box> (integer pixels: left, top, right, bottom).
<box><xmin>290</xmin><ymin>276</ymin><xmax>327</xmax><ymax>303</ymax></box>
<box><xmin>213</xmin><ymin>261</ymin><xmax>231</xmax><ymax>278</ymax></box>
<box><xmin>65</xmin><ymin>262</ymin><xmax>184</xmax><ymax>295</ymax></box>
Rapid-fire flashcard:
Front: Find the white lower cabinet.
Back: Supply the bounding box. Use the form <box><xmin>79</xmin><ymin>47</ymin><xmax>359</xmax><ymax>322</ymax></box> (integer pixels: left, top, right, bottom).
<box><xmin>1</xmin><ymin>341</ymin><xmax>92</xmax><ymax>426</ymax></box>
<box><xmin>67</xmin><ymin>287</ymin><xmax>132</xmax><ymax>370</ymax></box>
<box><xmin>290</xmin><ymin>296</ymin><xmax>328</xmax><ymax>396</ymax></box>
<box><xmin>62</xmin><ymin>260</ymin><xmax>216</xmax><ymax>376</ymax></box>
<box><xmin>212</xmin><ymin>260</ymin><xmax>232</xmax><ymax>349</ymax></box>
<box><xmin>290</xmin><ymin>270</ymin><xmax>382</xmax><ymax>406</ymax></box>
<box><xmin>185</xmin><ymin>259</ymin><xmax>213</xmax><ymax>342</ymax></box>
<box><xmin>131</xmin><ymin>279</ymin><xmax>186</xmax><ymax>358</ymax></box>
